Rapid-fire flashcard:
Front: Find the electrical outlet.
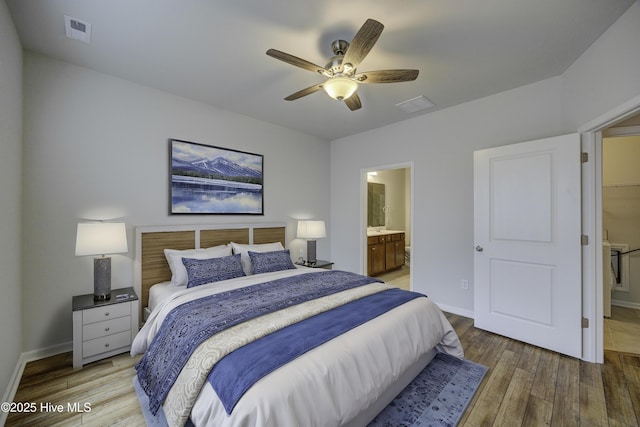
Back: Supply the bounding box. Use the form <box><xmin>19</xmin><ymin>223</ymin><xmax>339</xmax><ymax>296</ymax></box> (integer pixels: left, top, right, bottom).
<box><xmin>461</xmin><ymin>279</ymin><xmax>469</xmax><ymax>290</ymax></box>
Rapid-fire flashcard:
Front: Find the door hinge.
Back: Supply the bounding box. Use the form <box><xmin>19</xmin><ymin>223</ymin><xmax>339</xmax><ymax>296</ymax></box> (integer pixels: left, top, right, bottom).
<box><xmin>581</xmin><ymin>152</ymin><xmax>589</xmax><ymax>163</ymax></box>
<box><xmin>582</xmin><ymin>317</ymin><xmax>589</xmax><ymax>328</ymax></box>
<box><xmin>581</xmin><ymin>235</ymin><xmax>589</xmax><ymax>245</ymax></box>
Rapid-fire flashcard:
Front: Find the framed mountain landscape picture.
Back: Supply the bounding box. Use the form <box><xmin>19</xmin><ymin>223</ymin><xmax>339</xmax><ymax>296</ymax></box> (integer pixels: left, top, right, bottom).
<box><xmin>169</xmin><ymin>139</ymin><xmax>264</xmax><ymax>214</ymax></box>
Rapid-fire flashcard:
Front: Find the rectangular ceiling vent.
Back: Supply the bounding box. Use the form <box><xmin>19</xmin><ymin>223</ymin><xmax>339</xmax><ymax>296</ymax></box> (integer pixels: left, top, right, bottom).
<box><xmin>64</xmin><ymin>15</ymin><xmax>91</xmax><ymax>44</ymax></box>
<box><xmin>395</xmin><ymin>95</ymin><xmax>435</xmax><ymax>114</ymax></box>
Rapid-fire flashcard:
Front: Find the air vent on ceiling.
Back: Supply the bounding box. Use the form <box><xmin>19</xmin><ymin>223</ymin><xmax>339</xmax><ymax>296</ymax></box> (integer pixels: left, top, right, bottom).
<box><xmin>64</xmin><ymin>15</ymin><xmax>91</xmax><ymax>44</ymax></box>
<box><xmin>395</xmin><ymin>95</ymin><xmax>435</xmax><ymax>114</ymax></box>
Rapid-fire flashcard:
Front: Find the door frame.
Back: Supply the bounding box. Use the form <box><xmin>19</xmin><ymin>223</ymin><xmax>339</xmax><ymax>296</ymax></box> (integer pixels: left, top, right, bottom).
<box><xmin>580</xmin><ymin>93</ymin><xmax>640</xmax><ymax>363</ymax></box>
<box><xmin>360</xmin><ymin>161</ymin><xmax>414</xmax><ymax>288</ymax></box>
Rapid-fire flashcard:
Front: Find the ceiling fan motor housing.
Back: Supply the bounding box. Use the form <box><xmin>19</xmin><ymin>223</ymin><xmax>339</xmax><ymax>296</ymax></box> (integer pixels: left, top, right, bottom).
<box><xmin>326</xmin><ymin>40</ymin><xmax>352</xmax><ymax>75</ymax></box>
<box><xmin>331</xmin><ymin>40</ymin><xmax>349</xmax><ymax>55</ymax></box>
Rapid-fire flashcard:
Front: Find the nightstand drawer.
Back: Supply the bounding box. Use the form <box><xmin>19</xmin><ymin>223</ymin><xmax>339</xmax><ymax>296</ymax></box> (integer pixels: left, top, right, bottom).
<box><xmin>82</xmin><ymin>303</ymin><xmax>130</xmax><ymax>325</ymax></box>
<box><xmin>83</xmin><ymin>316</ymin><xmax>131</xmax><ymax>341</ymax></box>
<box><xmin>83</xmin><ymin>330</ymin><xmax>131</xmax><ymax>358</ymax></box>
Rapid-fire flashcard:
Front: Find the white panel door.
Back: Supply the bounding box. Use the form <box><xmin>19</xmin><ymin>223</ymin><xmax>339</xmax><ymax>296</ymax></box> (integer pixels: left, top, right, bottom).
<box><xmin>474</xmin><ymin>134</ymin><xmax>582</xmax><ymax>358</ymax></box>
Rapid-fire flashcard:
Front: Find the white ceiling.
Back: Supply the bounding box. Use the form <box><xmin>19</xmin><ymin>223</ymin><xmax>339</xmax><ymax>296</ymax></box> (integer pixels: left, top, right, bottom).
<box><xmin>6</xmin><ymin>0</ymin><xmax>636</xmax><ymax>141</ymax></box>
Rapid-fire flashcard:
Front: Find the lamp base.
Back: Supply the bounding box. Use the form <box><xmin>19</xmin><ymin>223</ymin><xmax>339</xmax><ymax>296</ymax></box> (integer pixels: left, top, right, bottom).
<box><xmin>94</xmin><ymin>256</ymin><xmax>111</xmax><ymax>300</ymax></box>
<box><xmin>307</xmin><ymin>240</ymin><xmax>317</xmax><ymax>264</ymax></box>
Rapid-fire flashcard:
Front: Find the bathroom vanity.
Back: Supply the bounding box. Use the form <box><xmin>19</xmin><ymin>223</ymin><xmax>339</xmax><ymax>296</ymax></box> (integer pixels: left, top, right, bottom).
<box><xmin>367</xmin><ymin>230</ymin><xmax>405</xmax><ymax>276</ymax></box>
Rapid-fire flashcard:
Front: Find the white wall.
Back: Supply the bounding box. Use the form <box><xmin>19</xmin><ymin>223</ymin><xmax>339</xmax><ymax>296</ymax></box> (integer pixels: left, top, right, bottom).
<box><xmin>562</xmin><ymin>2</ymin><xmax>640</xmax><ymax>130</ymax></box>
<box><xmin>0</xmin><ymin>0</ymin><xmax>23</xmax><ymax>398</ymax></box>
<box><xmin>603</xmin><ymin>136</ymin><xmax>640</xmax><ymax>186</ymax></box>
<box><xmin>21</xmin><ymin>52</ymin><xmax>331</xmax><ymax>353</ymax></box>
<box><xmin>331</xmin><ymin>77</ymin><xmax>566</xmax><ymax>312</ymax></box>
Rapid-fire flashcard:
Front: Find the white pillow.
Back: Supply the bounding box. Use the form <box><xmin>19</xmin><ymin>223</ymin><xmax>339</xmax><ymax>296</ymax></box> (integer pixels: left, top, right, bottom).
<box><xmin>164</xmin><ymin>244</ymin><xmax>232</xmax><ymax>286</ymax></box>
<box><xmin>230</xmin><ymin>241</ymin><xmax>284</xmax><ymax>275</ymax></box>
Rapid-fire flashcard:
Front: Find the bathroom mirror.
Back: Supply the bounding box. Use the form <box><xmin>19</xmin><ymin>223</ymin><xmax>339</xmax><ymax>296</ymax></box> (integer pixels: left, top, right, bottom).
<box><xmin>368</xmin><ymin>182</ymin><xmax>385</xmax><ymax>227</ymax></box>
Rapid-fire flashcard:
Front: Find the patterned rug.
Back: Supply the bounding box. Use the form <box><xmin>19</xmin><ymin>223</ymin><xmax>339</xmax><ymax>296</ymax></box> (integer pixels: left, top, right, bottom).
<box><xmin>368</xmin><ymin>352</ymin><xmax>488</xmax><ymax>427</ymax></box>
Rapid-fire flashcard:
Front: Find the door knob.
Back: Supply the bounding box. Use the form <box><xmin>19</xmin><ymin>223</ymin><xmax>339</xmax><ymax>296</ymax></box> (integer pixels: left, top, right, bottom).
<box><xmin>475</xmin><ymin>246</ymin><xmax>484</xmax><ymax>252</ymax></box>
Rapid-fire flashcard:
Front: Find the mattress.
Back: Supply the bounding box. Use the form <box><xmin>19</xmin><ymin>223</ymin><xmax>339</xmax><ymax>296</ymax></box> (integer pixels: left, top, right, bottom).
<box><xmin>133</xmin><ymin>268</ymin><xmax>463</xmax><ymax>427</ymax></box>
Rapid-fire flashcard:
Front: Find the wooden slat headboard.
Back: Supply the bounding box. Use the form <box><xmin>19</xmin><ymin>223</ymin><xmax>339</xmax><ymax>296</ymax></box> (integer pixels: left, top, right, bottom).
<box><xmin>135</xmin><ymin>223</ymin><xmax>287</xmax><ymax>317</ymax></box>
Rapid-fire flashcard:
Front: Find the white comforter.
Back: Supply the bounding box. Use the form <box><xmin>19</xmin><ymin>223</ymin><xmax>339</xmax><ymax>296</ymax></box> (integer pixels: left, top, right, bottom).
<box><xmin>132</xmin><ymin>268</ymin><xmax>463</xmax><ymax>427</ymax></box>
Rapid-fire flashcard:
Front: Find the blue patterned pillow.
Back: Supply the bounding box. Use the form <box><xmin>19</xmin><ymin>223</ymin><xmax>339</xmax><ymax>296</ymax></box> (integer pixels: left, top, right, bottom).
<box><xmin>248</xmin><ymin>249</ymin><xmax>296</xmax><ymax>274</ymax></box>
<box><xmin>182</xmin><ymin>253</ymin><xmax>245</xmax><ymax>288</ymax></box>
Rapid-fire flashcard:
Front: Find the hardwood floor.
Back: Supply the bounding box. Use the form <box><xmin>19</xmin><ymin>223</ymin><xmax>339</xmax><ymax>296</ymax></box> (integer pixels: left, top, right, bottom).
<box><xmin>6</xmin><ymin>352</ymin><xmax>145</xmax><ymax>426</ymax></box>
<box><xmin>447</xmin><ymin>313</ymin><xmax>640</xmax><ymax>427</ymax></box>
<box><xmin>7</xmin><ymin>313</ymin><xmax>640</xmax><ymax>426</ymax></box>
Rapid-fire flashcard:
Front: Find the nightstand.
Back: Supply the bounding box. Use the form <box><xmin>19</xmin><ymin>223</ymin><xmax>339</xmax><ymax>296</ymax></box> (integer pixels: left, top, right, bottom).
<box><xmin>297</xmin><ymin>260</ymin><xmax>334</xmax><ymax>270</ymax></box>
<box><xmin>72</xmin><ymin>287</ymin><xmax>139</xmax><ymax>369</ymax></box>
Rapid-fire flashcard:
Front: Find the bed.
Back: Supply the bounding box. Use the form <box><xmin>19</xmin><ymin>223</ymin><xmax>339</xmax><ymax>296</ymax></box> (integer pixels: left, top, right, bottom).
<box><xmin>132</xmin><ymin>223</ymin><xmax>463</xmax><ymax>427</ymax></box>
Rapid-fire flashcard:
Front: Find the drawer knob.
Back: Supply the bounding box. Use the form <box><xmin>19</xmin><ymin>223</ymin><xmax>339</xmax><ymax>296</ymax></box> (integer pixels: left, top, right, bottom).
<box><xmin>104</xmin><ymin>312</ymin><xmax>110</xmax><ymax>316</ymax></box>
<box><xmin>105</xmin><ymin>343</ymin><xmax>110</xmax><ymax>348</ymax></box>
<box><xmin>104</xmin><ymin>327</ymin><xmax>110</xmax><ymax>332</ymax></box>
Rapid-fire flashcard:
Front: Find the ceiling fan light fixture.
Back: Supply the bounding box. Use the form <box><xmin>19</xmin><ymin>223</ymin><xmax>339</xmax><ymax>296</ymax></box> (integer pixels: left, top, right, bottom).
<box><xmin>323</xmin><ymin>77</ymin><xmax>358</xmax><ymax>101</ymax></box>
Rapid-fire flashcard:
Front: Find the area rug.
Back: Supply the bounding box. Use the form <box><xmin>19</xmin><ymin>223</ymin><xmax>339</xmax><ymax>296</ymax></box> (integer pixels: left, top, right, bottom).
<box><xmin>134</xmin><ymin>377</ymin><xmax>172</xmax><ymax>427</ymax></box>
<box><xmin>368</xmin><ymin>352</ymin><xmax>488</xmax><ymax>427</ymax></box>
<box><xmin>134</xmin><ymin>352</ymin><xmax>487</xmax><ymax>427</ymax></box>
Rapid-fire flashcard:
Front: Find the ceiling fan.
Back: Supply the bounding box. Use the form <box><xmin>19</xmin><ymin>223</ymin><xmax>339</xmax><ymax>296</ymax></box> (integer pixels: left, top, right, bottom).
<box><xmin>266</xmin><ymin>19</ymin><xmax>419</xmax><ymax>111</ymax></box>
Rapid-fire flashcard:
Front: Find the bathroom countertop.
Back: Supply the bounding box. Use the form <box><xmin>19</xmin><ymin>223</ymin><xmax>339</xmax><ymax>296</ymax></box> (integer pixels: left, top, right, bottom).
<box><xmin>366</xmin><ymin>229</ymin><xmax>404</xmax><ymax>236</ymax></box>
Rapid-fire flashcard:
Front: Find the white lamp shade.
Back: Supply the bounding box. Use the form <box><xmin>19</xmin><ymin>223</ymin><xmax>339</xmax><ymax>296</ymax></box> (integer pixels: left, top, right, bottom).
<box><xmin>323</xmin><ymin>77</ymin><xmax>358</xmax><ymax>101</ymax></box>
<box><xmin>297</xmin><ymin>220</ymin><xmax>326</xmax><ymax>239</ymax></box>
<box><xmin>75</xmin><ymin>222</ymin><xmax>128</xmax><ymax>256</ymax></box>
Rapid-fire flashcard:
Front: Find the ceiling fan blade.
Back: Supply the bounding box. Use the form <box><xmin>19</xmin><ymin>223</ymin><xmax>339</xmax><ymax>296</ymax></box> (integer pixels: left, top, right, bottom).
<box><xmin>342</xmin><ymin>19</ymin><xmax>384</xmax><ymax>69</ymax></box>
<box><xmin>266</xmin><ymin>49</ymin><xmax>327</xmax><ymax>74</ymax></box>
<box><xmin>344</xmin><ymin>92</ymin><xmax>362</xmax><ymax>111</ymax></box>
<box><xmin>284</xmin><ymin>83</ymin><xmax>324</xmax><ymax>101</ymax></box>
<box><xmin>355</xmin><ymin>69</ymin><xmax>419</xmax><ymax>83</ymax></box>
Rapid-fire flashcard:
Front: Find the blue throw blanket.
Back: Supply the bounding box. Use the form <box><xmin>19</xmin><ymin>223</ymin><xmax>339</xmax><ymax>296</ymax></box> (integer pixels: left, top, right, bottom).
<box><xmin>136</xmin><ymin>270</ymin><xmax>382</xmax><ymax>415</ymax></box>
<box><xmin>209</xmin><ymin>288</ymin><xmax>424</xmax><ymax>414</ymax></box>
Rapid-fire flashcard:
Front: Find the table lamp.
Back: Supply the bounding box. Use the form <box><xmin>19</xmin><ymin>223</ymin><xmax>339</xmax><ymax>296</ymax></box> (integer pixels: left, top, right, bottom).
<box><xmin>297</xmin><ymin>220</ymin><xmax>326</xmax><ymax>265</ymax></box>
<box><xmin>75</xmin><ymin>222</ymin><xmax>128</xmax><ymax>300</ymax></box>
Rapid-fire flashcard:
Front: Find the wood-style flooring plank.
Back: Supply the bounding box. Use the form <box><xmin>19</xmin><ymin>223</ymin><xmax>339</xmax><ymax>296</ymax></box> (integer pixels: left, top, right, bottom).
<box><xmin>530</xmin><ymin>349</ymin><xmax>559</xmax><ymax>403</ymax></box>
<box><xmin>492</xmin><ymin>366</ymin><xmax>535</xmax><ymax>426</ymax></box>
<box><xmin>550</xmin><ymin>355</ymin><xmax>580</xmax><ymax>427</ymax></box>
<box><xmin>464</xmin><ymin>349</ymin><xmax>520</xmax><ymax>426</ymax></box>
<box><xmin>580</xmin><ymin>361</ymin><xmax>609</xmax><ymax>427</ymax></box>
<box><xmin>622</xmin><ymin>358</ymin><xmax>640</xmax><ymax>424</ymax></box>
<box><xmin>521</xmin><ymin>395</ymin><xmax>553</xmax><ymax>427</ymax></box>
<box><xmin>602</xmin><ymin>351</ymin><xmax>639</xmax><ymax>426</ymax></box>
<box><xmin>6</xmin><ymin>353</ymin><xmax>143</xmax><ymax>426</ymax></box>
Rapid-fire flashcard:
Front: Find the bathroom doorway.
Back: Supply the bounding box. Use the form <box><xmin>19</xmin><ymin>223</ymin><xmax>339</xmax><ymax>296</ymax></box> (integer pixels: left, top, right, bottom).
<box><xmin>602</xmin><ymin>113</ymin><xmax>640</xmax><ymax>355</ymax></box>
<box><xmin>364</xmin><ymin>164</ymin><xmax>412</xmax><ymax>290</ymax></box>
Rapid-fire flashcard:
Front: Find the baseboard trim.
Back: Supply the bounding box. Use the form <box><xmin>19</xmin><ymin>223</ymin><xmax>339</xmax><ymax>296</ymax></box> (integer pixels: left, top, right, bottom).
<box><xmin>21</xmin><ymin>341</ymin><xmax>73</xmax><ymax>364</ymax></box>
<box><xmin>436</xmin><ymin>302</ymin><xmax>474</xmax><ymax>319</ymax></box>
<box><xmin>1</xmin><ymin>354</ymin><xmax>26</xmax><ymax>427</ymax></box>
<box><xmin>0</xmin><ymin>341</ymin><xmax>72</xmax><ymax>426</ymax></box>
<box><xmin>612</xmin><ymin>299</ymin><xmax>640</xmax><ymax>310</ymax></box>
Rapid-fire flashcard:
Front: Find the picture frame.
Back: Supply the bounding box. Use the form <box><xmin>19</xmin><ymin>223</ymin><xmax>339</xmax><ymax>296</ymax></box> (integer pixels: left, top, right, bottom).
<box><xmin>169</xmin><ymin>139</ymin><xmax>264</xmax><ymax>215</ymax></box>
